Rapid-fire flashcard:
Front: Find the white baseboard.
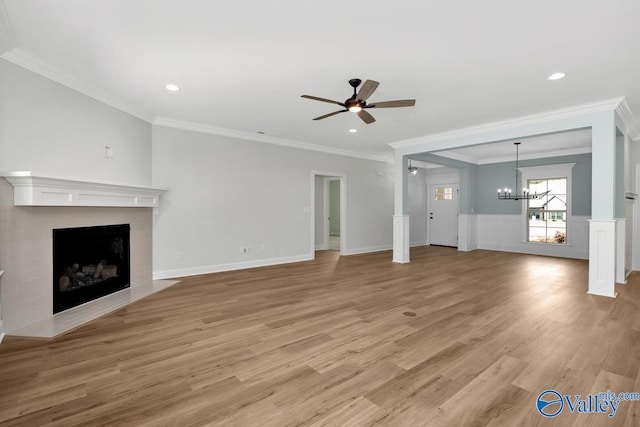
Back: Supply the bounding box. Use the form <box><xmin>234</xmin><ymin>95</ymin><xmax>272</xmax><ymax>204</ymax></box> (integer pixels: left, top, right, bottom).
<box><xmin>410</xmin><ymin>241</ymin><xmax>427</xmax><ymax>247</ymax></box>
<box><xmin>315</xmin><ymin>244</ymin><xmax>328</xmax><ymax>250</ymax></box>
<box><xmin>342</xmin><ymin>244</ymin><xmax>393</xmax><ymax>256</ymax></box>
<box><xmin>153</xmin><ymin>253</ymin><xmax>314</xmax><ymax>280</ymax></box>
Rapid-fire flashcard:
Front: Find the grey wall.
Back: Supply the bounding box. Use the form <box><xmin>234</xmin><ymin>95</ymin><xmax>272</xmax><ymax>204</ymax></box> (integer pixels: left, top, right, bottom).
<box><xmin>152</xmin><ymin>125</ymin><xmax>394</xmax><ymax>276</ymax></box>
<box><xmin>476</xmin><ymin>153</ymin><xmax>592</xmax><ymax>215</ymax></box>
<box><xmin>0</xmin><ymin>59</ymin><xmax>152</xmax><ymax>186</ymax></box>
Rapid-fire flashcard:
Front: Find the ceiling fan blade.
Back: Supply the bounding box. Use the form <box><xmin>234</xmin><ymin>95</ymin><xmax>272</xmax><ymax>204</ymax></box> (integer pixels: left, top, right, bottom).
<box><xmin>356</xmin><ymin>80</ymin><xmax>379</xmax><ymax>102</ymax></box>
<box><xmin>313</xmin><ymin>110</ymin><xmax>347</xmax><ymax>120</ymax></box>
<box><xmin>357</xmin><ymin>110</ymin><xmax>376</xmax><ymax>124</ymax></box>
<box><xmin>301</xmin><ymin>95</ymin><xmax>345</xmax><ymax>106</ymax></box>
<box><xmin>367</xmin><ymin>99</ymin><xmax>416</xmax><ymax>108</ymax></box>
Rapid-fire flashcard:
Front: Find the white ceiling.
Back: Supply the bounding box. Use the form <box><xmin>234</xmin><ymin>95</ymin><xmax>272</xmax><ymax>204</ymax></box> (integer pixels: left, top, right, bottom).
<box><xmin>433</xmin><ymin>128</ymin><xmax>593</xmax><ymax>164</ymax></box>
<box><xmin>1</xmin><ymin>0</ymin><xmax>639</xmax><ymax>160</ymax></box>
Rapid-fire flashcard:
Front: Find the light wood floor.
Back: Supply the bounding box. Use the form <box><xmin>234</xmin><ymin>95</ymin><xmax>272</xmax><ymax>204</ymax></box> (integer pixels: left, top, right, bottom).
<box><xmin>1</xmin><ymin>247</ymin><xmax>639</xmax><ymax>426</ymax></box>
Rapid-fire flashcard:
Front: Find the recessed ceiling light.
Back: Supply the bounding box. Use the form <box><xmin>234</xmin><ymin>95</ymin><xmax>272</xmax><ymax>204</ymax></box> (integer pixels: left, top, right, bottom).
<box><xmin>165</xmin><ymin>84</ymin><xmax>180</xmax><ymax>92</ymax></box>
<box><xmin>349</xmin><ymin>129</ymin><xmax>358</xmax><ymax>133</ymax></box>
<box><xmin>548</xmin><ymin>72</ymin><xmax>566</xmax><ymax>81</ymax></box>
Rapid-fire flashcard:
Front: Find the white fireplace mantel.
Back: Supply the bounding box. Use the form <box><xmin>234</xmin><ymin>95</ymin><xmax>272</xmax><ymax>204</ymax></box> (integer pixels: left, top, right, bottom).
<box><xmin>2</xmin><ymin>172</ymin><xmax>167</xmax><ymax>207</ymax></box>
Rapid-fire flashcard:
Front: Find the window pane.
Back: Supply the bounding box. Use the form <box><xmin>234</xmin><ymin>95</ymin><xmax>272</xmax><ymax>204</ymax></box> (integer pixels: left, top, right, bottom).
<box><xmin>526</xmin><ymin>177</ymin><xmax>567</xmax><ymax>244</ymax></box>
<box><xmin>435</xmin><ymin>187</ymin><xmax>453</xmax><ymax>200</ymax></box>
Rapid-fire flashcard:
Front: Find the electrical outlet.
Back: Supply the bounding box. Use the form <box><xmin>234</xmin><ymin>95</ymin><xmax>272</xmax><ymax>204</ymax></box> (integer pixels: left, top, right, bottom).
<box><xmin>104</xmin><ymin>145</ymin><xmax>114</xmax><ymax>159</ymax></box>
<box><xmin>240</xmin><ymin>247</ymin><xmax>249</xmax><ymax>254</ymax></box>
<box><xmin>176</xmin><ymin>251</ymin><xmax>183</xmax><ymax>260</ymax></box>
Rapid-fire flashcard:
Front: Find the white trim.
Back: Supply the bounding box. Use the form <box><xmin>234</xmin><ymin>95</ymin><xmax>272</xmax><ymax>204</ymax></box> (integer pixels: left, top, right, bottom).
<box><xmin>153</xmin><ymin>253</ymin><xmax>314</xmax><ymax>280</ymax></box>
<box><xmin>325</xmin><ymin>177</ymin><xmax>342</xmax><ymax>252</ymax></box>
<box><xmin>2</xmin><ymin>172</ymin><xmax>166</xmax><ymax>207</ymax></box>
<box><xmin>0</xmin><ymin>0</ymin><xmax>16</xmax><ymax>54</ymax></box>
<box><xmin>434</xmin><ymin>147</ymin><xmax>592</xmax><ymax>165</ymax></box>
<box><xmin>154</xmin><ymin>117</ymin><xmax>391</xmax><ymax>163</ymax></box>
<box><xmin>458</xmin><ymin>214</ymin><xmax>478</xmax><ymax>252</ymax></box>
<box><xmin>615</xmin><ymin>98</ymin><xmax>640</xmax><ymax>141</ymax></box>
<box><xmin>476</xmin><ymin>147</ymin><xmax>591</xmax><ymax>165</ymax></box>
<box><xmin>390</xmin><ymin>97</ymin><xmax>624</xmax><ymax>152</ymax></box>
<box><xmin>310</xmin><ymin>171</ymin><xmax>347</xmax><ymax>257</ymax></box>
<box><xmin>1</xmin><ymin>48</ymin><xmax>155</xmax><ymax>122</ymax></box>
<box><xmin>393</xmin><ymin>215</ymin><xmax>410</xmax><ymax>263</ymax></box>
<box><xmin>588</xmin><ymin>219</ymin><xmax>617</xmax><ymax>298</ymax></box>
<box><xmin>616</xmin><ymin>218</ymin><xmax>627</xmax><ymax>284</ymax></box>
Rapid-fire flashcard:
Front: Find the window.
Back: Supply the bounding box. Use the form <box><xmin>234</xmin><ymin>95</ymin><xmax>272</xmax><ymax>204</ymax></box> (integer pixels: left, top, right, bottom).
<box><xmin>435</xmin><ymin>187</ymin><xmax>453</xmax><ymax>200</ymax></box>
<box><xmin>527</xmin><ymin>178</ymin><xmax>567</xmax><ymax>244</ymax></box>
<box><xmin>520</xmin><ymin>163</ymin><xmax>574</xmax><ymax>246</ymax></box>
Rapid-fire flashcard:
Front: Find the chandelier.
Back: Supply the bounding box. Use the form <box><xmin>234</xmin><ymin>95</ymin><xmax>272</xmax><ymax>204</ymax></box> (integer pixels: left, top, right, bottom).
<box><xmin>497</xmin><ymin>142</ymin><xmax>549</xmax><ymax>200</ymax></box>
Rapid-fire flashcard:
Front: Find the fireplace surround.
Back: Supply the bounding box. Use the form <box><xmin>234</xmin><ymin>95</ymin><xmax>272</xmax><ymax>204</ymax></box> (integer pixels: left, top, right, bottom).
<box><xmin>0</xmin><ymin>173</ymin><xmax>165</xmax><ymax>334</ymax></box>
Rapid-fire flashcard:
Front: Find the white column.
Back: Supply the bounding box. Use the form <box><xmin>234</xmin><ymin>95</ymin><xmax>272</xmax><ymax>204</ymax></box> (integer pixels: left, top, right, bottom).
<box><xmin>393</xmin><ymin>215</ymin><xmax>410</xmax><ymax>263</ymax></box>
<box><xmin>588</xmin><ymin>112</ymin><xmax>617</xmax><ymax>297</ymax></box>
<box><xmin>393</xmin><ymin>153</ymin><xmax>410</xmax><ymax>263</ymax></box>
<box><xmin>588</xmin><ymin>220</ymin><xmax>617</xmax><ymax>297</ymax></box>
<box><xmin>458</xmin><ymin>214</ymin><xmax>477</xmax><ymax>252</ymax></box>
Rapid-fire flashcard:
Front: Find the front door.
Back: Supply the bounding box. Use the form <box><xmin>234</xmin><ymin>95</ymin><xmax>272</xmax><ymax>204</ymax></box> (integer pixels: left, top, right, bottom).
<box><xmin>428</xmin><ymin>184</ymin><xmax>458</xmax><ymax>247</ymax></box>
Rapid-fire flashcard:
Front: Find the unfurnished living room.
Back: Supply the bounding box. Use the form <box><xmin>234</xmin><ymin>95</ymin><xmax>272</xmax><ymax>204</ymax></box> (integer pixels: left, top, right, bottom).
<box><xmin>1</xmin><ymin>1</ymin><xmax>640</xmax><ymax>426</ymax></box>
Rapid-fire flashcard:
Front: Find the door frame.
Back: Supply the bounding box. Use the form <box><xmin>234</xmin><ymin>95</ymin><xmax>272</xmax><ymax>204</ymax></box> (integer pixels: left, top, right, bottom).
<box><xmin>311</xmin><ymin>171</ymin><xmax>347</xmax><ymax>257</ymax></box>
<box><xmin>426</xmin><ymin>183</ymin><xmax>459</xmax><ymax>247</ymax></box>
<box><xmin>325</xmin><ymin>177</ymin><xmax>341</xmax><ymax>249</ymax></box>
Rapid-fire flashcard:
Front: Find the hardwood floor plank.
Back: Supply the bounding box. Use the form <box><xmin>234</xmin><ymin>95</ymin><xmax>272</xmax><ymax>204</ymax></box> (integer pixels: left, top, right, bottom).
<box><xmin>0</xmin><ymin>247</ymin><xmax>638</xmax><ymax>426</ymax></box>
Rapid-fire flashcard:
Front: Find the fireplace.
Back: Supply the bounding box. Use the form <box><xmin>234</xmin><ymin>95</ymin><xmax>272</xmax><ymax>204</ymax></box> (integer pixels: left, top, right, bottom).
<box><xmin>53</xmin><ymin>224</ymin><xmax>131</xmax><ymax>313</ymax></box>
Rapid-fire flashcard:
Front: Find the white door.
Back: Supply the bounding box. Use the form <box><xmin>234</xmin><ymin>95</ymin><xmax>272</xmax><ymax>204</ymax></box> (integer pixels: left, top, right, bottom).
<box><xmin>428</xmin><ymin>184</ymin><xmax>458</xmax><ymax>247</ymax></box>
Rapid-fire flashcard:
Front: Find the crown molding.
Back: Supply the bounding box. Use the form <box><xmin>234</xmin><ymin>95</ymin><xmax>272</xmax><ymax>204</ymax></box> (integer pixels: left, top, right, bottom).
<box><xmin>428</xmin><ymin>151</ymin><xmax>477</xmax><ymax>164</ymax></box>
<box><xmin>0</xmin><ymin>0</ymin><xmax>16</xmax><ymax>54</ymax></box>
<box><xmin>615</xmin><ymin>98</ymin><xmax>640</xmax><ymax>140</ymax></box>
<box><xmin>476</xmin><ymin>147</ymin><xmax>592</xmax><ymax>165</ymax></box>
<box><xmin>153</xmin><ymin>117</ymin><xmax>392</xmax><ymax>163</ymax></box>
<box><xmin>389</xmin><ymin>97</ymin><xmax>627</xmax><ymax>151</ymax></box>
<box><xmin>0</xmin><ymin>47</ymin><xmax>393</xmax><ymax>163</ymax></box>
<box><xmin>434</xmin><ymin>146</ymin><xmax>592</xmax><ymax>165</ymax></box>
<box><xmin>0</xmin><ymin>48</ymin><xmax>155</xmax><ymax>122</ymax></box>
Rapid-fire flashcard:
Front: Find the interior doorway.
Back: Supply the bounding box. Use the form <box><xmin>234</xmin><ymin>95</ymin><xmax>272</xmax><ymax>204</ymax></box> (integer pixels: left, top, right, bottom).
<box><xmin>327</xmin><ymin>179</ymin><xmax>341</xmax><ymax>251</ymax></box>
<box><xmin>427</xmin><ymin>183</ymin><xmax>459</xmax><ymax>247</ymax></box>
<box><xmin>311</xmin><ymin>172</ymin><xmax>346</xmax><ymax>256</ymax></box>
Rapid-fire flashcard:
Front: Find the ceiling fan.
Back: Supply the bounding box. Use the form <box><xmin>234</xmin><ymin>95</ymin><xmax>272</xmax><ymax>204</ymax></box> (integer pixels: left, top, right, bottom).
<box><xmin>301</xmin><ymin>78</ymin><xmax>416</xmax><ymax>124</ymax></box>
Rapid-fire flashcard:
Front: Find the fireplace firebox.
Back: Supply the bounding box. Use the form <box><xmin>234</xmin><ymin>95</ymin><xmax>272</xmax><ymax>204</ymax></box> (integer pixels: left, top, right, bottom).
<box><xmin>53</xmin><ymin>224</ymin><xmax>130</xmax><ymax>313</ymax></box>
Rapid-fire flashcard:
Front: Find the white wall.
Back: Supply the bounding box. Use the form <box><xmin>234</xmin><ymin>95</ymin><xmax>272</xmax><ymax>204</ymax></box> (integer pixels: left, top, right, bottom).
<box><xmin>152</xmin><ymin>125</ymin><xmax>394</xmax><ymax>278</ymax></box>
<box><xmin>0</xmin><ymin>59</ymin><xmax>152</xmax><ymax>186</ymax></box>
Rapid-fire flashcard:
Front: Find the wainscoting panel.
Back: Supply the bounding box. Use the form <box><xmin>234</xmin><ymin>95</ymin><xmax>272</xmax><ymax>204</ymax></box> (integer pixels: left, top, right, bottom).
<box><xmin>476</xmin><ymin>214</ymin><xmax>589</xmax><ymax>259</ymax></box>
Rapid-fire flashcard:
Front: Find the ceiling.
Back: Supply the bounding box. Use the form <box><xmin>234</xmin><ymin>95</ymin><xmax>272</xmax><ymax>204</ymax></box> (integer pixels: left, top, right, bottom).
<box><xmin>432</xmin><ymin>128</ymin><xmax>593</xmax><ymax>164</ymax></box>
<box><xmin>1</xmin><ymin>0</ymin><xmax>639</xmax><ymax>160</ymax></box>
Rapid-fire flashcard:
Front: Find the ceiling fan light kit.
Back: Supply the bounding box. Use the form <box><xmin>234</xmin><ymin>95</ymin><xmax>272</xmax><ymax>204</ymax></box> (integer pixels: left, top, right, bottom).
<box><xmin>301</xmin><ymin>78</ymin><xmax>416</xmax><ymax>124</ymax></box>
